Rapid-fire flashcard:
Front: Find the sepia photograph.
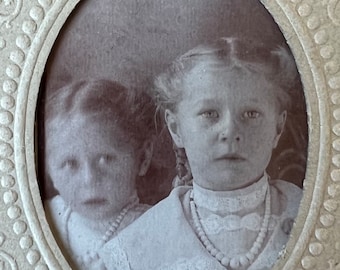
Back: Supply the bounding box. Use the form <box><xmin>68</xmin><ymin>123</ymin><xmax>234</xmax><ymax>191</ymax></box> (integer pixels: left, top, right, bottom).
<box><xmin>1</xmin><ymin>0</ymin><xmax>339</xmax><ymax>269</ymax></box>
<box><xmin>37</xmin><ymin>0</ymin><xmax>307</xmax><ymax>269</ymax></box>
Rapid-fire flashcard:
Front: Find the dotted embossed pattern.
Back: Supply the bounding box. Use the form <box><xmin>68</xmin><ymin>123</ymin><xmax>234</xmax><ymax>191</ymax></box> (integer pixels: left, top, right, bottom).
<box><xmin>0</xmin><ymin>0</ymin><xmax>339</xmax><ymax>269</ymax></box>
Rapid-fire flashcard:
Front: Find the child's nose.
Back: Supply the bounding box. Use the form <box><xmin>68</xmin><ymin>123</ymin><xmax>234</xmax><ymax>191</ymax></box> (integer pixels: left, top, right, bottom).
<box><xmin>219</xmin><ymin>115</ymin><xmax>241</xmax><ymax>142</ymax></box>
<box><xmin>83</xmin><ymin>163</ymin><xmax>97</xmax><ymax>185</ymax></box>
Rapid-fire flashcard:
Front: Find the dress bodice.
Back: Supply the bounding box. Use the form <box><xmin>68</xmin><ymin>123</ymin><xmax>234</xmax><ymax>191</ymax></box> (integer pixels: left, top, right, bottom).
<box><xmin>98</xmin><ymin>178</ymin><xmax>302</xmax><ymax>270</ymax></box>
<box><xmin>45</xmin><ymin>195</ymin><xmax>149</xmax><ymax>269</ymax></box>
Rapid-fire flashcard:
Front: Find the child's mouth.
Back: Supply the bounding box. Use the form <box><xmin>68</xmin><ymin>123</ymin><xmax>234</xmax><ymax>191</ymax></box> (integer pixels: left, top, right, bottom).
<box><xmin>83</xmin><ymin>198</ymin><xmax>107</xmax><ymax>205</ymax></box>
<box><xmin>216</xmin><ymin>153</ymin><xmax>245</xmax><ymax>161</ymax></box>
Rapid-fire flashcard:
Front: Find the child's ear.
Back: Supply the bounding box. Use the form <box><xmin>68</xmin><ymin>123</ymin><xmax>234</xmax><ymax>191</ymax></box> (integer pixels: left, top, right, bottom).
<box><xmin>165</xmin><ymin>109</ymin><xmax>184</xmax><ymax>148</ymax></box>
<box><xmin>273</xmin><ymin>110</ymin><xmax>287</xmax><ymax>148</ymax></box>
<box><xmin>138</xmin><ymin>139</ymin><xmax>154</xmax><ymax>176</ymax></box>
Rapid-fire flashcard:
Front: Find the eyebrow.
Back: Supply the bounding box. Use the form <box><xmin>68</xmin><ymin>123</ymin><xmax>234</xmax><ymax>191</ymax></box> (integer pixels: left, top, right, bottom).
<box><xmin>246</xmin><ymin>97</ymin><xmax>261</xmax><ymax>104</ymax></box>
<box><xmin>192</xmin><ymin>98</ymin><xmax>220</xmax><ymax>108</ymax></box>
<box><xmin>192</xmin><ymin>97</ymin><xmax>263</xmax><ymax>108</ymax></box>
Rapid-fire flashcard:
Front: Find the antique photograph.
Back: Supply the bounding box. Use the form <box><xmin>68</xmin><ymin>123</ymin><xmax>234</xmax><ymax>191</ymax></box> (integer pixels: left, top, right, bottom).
<box><xmin>36</xmin><ymin>0</ymin><xmax>308</xmax><ymax>269</ymax></box>
<box><xmin>3</xmin><ymin>0</ymin><xmax>340</xmax><ymax>268</ymax></box>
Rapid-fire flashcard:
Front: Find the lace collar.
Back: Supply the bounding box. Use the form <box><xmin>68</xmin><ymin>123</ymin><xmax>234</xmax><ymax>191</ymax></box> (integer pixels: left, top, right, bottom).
<box><xmin>192</xmin><ymin>174</ymin><xmax>269</xmax><ymax>214</ymax></box>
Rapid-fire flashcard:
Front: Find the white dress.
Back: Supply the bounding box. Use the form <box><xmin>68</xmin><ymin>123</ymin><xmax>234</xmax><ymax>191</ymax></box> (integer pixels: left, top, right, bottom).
<box><xmin>45</xmin><ymin>194</ymin><xmax>150</xmax><ymax>270</ymax></box>
<box><xmin>97</xmin><ymin>175</ymin><xmax>302</xmax><ymax>270</ymax></box>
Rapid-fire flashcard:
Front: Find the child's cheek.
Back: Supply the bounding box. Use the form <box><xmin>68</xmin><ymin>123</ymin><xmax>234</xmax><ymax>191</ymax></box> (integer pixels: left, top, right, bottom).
<box><xmin>247</xmin><ymin>126</ymin><xmax>269</xmax><ymax>146</ymax></box>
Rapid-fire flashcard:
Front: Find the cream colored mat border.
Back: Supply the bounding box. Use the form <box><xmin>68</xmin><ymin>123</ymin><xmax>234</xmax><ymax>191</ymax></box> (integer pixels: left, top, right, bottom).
<box><xmin>0</xmin><ymin>0</ymin><xmax>339</xmax><ymax>269</ymax></box>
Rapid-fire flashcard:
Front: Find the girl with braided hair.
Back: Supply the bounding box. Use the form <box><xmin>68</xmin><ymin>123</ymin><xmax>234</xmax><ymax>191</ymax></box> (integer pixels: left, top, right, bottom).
<box><xmin>96</xmin><ymin>37</ymin><xmax>303</xmax><ymax>270</ymax></box>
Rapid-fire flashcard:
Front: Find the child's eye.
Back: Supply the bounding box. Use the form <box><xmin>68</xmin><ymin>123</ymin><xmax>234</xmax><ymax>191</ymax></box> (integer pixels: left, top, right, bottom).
<box><xmin>98</xmin><ymin>154</ymin><xmax>116</xmax><ymax>165</ymax></box>
<box><xmin>200</xmin><ymin>110</ymin><xmax>219</xmax><ymax>119</ymax></box>
<box><xmin>61</xmin><ymin>159</ymin><xmax>78</xmax><ymax>170</ymax></box>
<box><xmin>243</xmin><ymin>110</ymin><xmax>260</xmax><ymax>119</ymax></box>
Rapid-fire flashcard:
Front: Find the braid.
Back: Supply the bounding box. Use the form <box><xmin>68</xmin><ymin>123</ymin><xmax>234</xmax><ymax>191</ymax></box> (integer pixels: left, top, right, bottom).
<box><xmin>173</xmin><ymin>146</ymin><xmax>192</xmax><ymax>187</ymax></box>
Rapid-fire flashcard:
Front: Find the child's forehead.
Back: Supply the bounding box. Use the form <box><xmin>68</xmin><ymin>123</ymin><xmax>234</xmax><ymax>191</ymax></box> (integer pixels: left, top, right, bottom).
<box><xmin>184</xmin><ymin>59</ymin><xmax>240</xmax><ymax>80</ymax></box>
<box><xmin>47</xmin><ymin>113</ymin><xmax>122</xmax><ymax>136</ymax></box>
<box><xmin>178</xmin><ymin>63</ymin><xmax>281</xmax><ymax>107</ymax></box>
<box><xmin>45</xmin><ymin>114</ymin><xmax>136</xmax><ymax>154</ymax></box>
<box><xmin>182</xmin><ymin>61</ymin><xmax>273</xmax><ymax>91</ymax></box>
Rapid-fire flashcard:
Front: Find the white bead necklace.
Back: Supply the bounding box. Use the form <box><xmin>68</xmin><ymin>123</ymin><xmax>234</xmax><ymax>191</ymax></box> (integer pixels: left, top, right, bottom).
<box><xmin>100</xmin><ymin>197</ymin><xmax>139</xmax><ymax>245</ymax></box>
<box><xmin>189</xmin><ymin>186</ymin><xmax>271</xmax><ymax>269</ymax></box>
<box><xmin>67</xmin><ymin>198</ymin><xmax>139</xmax><ymax>265</ymax></box>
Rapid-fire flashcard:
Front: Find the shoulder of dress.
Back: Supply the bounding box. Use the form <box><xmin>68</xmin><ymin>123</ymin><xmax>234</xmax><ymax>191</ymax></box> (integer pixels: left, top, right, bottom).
<box><xmin>269</xmin><ymin>179</ymin><xmax>303</xmax><ymax>201</ymax></box>
<box><xmin>269</xmin><ymin>179</ymin><xmax>303</xmax><ymax>234</ymax></box>
<box><xmin>44</xmin><ymin>195</ymin><xmax>69</xmax><ymax>219</ymax></box>
<box><xmin>124</xmin><ymin>187</ymin><xmax>190</xmax><ymax>228</ymax></box>
<box><xmin>99</xmin><ymin>236</ymin><xmax>131</xmax><ymax>270</ymax></box>
<box><xmin>112</xmin><ymin>187</ymin><xmax>193</xmax><ymax>243</ymax></box>
<box><xmin>43</xmin><ymin>196</ymin><xmax>70</xmax><ymax>249</ymax></box>
<box><xmin>133</xmin><ymin>203</ymin><xmax>151</xmax><ymax>213</ymax></box>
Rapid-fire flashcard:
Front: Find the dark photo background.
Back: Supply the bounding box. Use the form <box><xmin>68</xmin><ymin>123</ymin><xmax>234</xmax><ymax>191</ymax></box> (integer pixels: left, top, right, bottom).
<box><xmin>37</xmin><ymin>0</ymin><xmax>307</xmax><ymax>205</ymax></box>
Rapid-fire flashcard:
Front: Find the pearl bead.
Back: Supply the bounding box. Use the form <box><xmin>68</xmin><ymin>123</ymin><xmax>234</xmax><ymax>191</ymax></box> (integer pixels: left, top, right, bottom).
<box><xmin>216</xmin><ymin>252</ymin><xmax>224</xmax><ymax>261</ymax></box>
<box><xmin>254</xmin><ymin>242</ymin><xmax>261</xmax><ymax>248</ymax></box>
<box><xmin>239</xmin><ymin>255</ymin><xmax>249</xmax><ymax>267</ymax></box>
<box><xmin>78</xmin><ymin>198</ymin><xmax>138</xmax><ymax>265</ymax></box>
<box><xmin>201</xmin><ymin>235</ymin><xmax>208</xmax><ymax>242</ymax></box>
<box><xmin>221</xmin><ymin>257</ymin><xmax>230</xmax><ymax>267</ymax></box>
<box><xmin>250</xmin><ymin>246</ymin><xmax>259</xmax><ymax>254</ymax></box>
<box><xmin>211</xmin><ymin>248</ymin><xmax>219</xmax><ymax>256</ymax></box>
<box><xmin>189</xmin><ymin>187</ymin><xmax>271</xmax><ymax>269</ymax></box>
<box><xmin>230</xmin><ymin>257</ymin><xmax>240</xmax><ymax>268</ymax></box>
<box><xmin>206</xmin><ymin>244</ymin><xmax>214</xmax><ymax>251</ymax></box>
<box><xmin>198</xmin><ymin>231</ymin><xmax>205</xmax><ymax>237</ymax></box>
<box><xmin>246</xmin><ymin>252</ymin><xmax>255</xmax><ymax>261</ymax></box>
<box><xmin>257</xmin><ymin>237</ymin><xmax>264</xmax><ymax>245</ymax></box>
<box><xmin>259</xmin><ymin>231</ymin><xmax>266</xmax><ymax>238</ymax></box>
<box><xmin>203</xmin><ymin>240</ymin><xmax>211</xmax><ymax>246</ymax></box>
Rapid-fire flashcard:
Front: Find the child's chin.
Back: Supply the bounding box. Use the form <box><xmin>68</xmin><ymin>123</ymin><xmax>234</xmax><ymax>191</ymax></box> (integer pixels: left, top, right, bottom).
<box><xmin>77</xmin><ymin>206</ymin><xmax>112</xmax><ymax>220</ymax></box>
<box><xmin>205</xmin><ymin>172</ymin><xmax>255</xmax><ymax>191</ymax></box>
<box><xmin>83</xmin><ymin>211</ymin><xmax>111</xmax><ymax>221</ymax></box>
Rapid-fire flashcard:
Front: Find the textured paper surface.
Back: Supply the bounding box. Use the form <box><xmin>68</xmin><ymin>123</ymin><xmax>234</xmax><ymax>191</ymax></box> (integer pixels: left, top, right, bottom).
<box><xmin>0</xmin><ymin>0</ymin><xmax>339</xmax><ymax>269</ymax></box>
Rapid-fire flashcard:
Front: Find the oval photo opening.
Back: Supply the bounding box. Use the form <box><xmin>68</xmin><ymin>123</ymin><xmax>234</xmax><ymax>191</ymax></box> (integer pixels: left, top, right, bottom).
<box><xmin>36</xmin><ymin>0</ymin><xmax>308</xmax><ymax>269</ymax></box>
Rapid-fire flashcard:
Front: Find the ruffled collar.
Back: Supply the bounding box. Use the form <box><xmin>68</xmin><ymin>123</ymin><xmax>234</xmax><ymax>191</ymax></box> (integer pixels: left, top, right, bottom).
<box><xmin>192</xmin><ymin>174</ymin><xmax>268</xmax><ymax>214</ymax></box>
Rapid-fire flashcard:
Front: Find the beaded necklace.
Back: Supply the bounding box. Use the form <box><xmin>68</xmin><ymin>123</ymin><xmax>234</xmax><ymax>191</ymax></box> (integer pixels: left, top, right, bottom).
<box><xmin>65</xmin><ymin>198</ymin><xmax>139</xmax><ymax>265</ymax></box>
<box><xmin>189</xmin><ymin>186</ymin><xmax>271</xmax><ymax>269</ymax></box>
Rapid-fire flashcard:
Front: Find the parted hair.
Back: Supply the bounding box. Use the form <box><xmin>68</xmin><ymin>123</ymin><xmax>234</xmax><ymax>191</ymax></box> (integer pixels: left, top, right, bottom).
<box><xmin>153</xmin><ymin>36</ymin><xmax>299</xmax><ymax>114</ymax></box>
<box><xmin>44</xmin><ymin>79</ymin><xmax>156</xmax><ymax>151</ymax></box>
<box><xmin>151</xmin><ymin>37</ymin><xmax>300</xmax><ymax>186</ymax></box>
